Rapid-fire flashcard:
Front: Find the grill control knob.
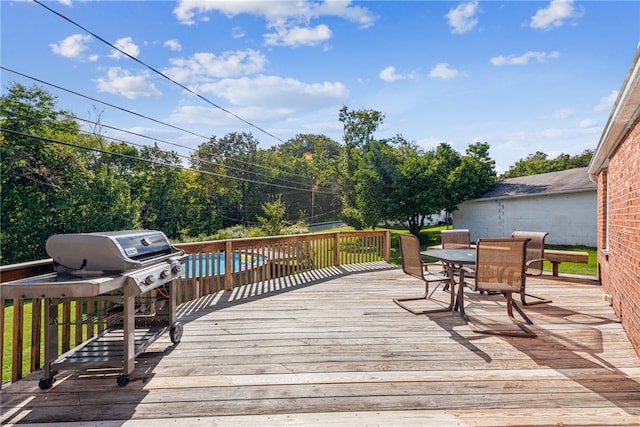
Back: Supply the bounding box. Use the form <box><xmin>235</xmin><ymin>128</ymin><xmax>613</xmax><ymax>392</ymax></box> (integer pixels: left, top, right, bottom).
<box><xmin>144</xmin><ymin>275</ymin><xmax>156</xmax><ymax>286</ymax></box>
<box><xmin>160</xmin><ymin>269</ymin><xmax>169</xmax><ymax>279</ymax></box>
<box><xmin>171</xmin><ymin>264</ymin><xmax>181</xmax><ymax>274</ymax></box>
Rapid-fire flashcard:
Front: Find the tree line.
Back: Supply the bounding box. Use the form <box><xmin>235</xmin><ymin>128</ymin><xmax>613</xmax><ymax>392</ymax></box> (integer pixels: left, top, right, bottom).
<box><xmin>0</xmin><ymin>83</ymin><xmax>590</xmax><ymax>264</ymax></box>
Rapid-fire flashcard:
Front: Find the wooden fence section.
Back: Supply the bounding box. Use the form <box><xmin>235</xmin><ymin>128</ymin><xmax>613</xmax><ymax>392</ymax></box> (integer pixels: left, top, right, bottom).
<box><xmin>0</xmin><ymin>230</ymin><xmax>390</xmax><ymax>384</ymax></box>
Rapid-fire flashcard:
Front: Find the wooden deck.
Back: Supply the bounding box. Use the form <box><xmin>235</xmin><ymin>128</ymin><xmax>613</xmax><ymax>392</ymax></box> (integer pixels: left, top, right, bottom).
<box><xmin>2</xmin><ymin>262</ymin><xmax>639</xmax><ymax>426</ymax></box>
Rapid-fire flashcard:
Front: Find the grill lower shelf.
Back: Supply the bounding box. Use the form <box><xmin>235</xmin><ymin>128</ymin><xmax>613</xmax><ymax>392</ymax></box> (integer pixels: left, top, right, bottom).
<box><xmin>51</xmin><ymin>326</ymin><xmax>171</xmax><ymax>369</ymax></box>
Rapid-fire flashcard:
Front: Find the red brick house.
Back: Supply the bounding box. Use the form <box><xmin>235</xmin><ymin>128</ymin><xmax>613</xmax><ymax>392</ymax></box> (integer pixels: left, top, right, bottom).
<box><xmin>587</xmin><ymin>44</ymin><xmax>640</xmax><ymax>356</ymax></box>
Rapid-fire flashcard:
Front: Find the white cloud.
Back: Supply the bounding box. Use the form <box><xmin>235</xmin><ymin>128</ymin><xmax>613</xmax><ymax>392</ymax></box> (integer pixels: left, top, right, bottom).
<box><xmin>167</xmin><ymin>75</ymin><xmax>348</xmax><ymax>127</ymax></box>
<box><xmin>552</xmin><ymin>107</ymin><xmax>574</xmax><ymax>119</ymax></box>
<box><xmin>594</xmin><ymin>90</ymin><xmax>618</xmax><ymax>112</ymax></box>
<box><xmin>491</xmin><ymin>50</ymin><xmax>560</xmax><ymax>66</ymax></box>
<box><xmin>50</xmin><ymin>34</ymin><xmax>92</xmax><ymax>59</ymax></box>
<box><xmin>446</xmin><ymin>1</ymin><xmax>479</xmax><ymax>34</ymax></box>
<box><xmin>579</xmin><ymin>118</ymin><xmax>597</xmax><ymax>129</ymax></box>
<box><xmin>109</xmin><ymin>37</ymin><xmax>140</xmax><ymax>59</ymax></box>
<box><xmin>167</xmin><ymin>105</ymin><xmax>236</xmax><ymax>127</ymax></box>
<box><xmin>429</xmin><ymin>63</ymin><xmax>460</xmax><ymax>80</ymax></box>
<box><xmin>540</xmin><ymin>124</ymin><xmax>599</xmax><ymax>139</ymax></box>
<box><xmin>173</xmin><ymin>0</ymin><xmax>375</xmax><ymax>27</ymax></box>
<box><xmin>173</xmin><ymin>1</ymin><xmax>374</xmax><ymax>48</ymax></box>
<box><xmin>264</xmin><ymin>24</ymin><xmax>332</xmax><ymax>47</ymax></box>
<box><xmin>380</xmin><ymin>66</ymin><xmax>414</xmax><ymax>82</ymax></box>
<box><xmin>379</xmin><ymin>66</ymin><xmax>403</xmax><ymax>82</ymax></box>
<box><xmin>164</xmin><ymin>39</ymin><xmax>182</xmax><ymax>52</ymax></box>
<box><xmin>530</xmin><ymin>0</ymin><xmax>577</xmax><ymax>31</ymax></box>
<box><xmin>232</xmin><ymin>27</ymin><xmax>246</xmax><ymax>39</ymax></box>
<box><xmin>95</xmin><ymin>67</ymin><xmax>161</xmax><ymax>99</ymax></box>
<box><xmin>199</xmin><ymin>75</ymin><xmax>348</xmax><ymax>110</ymax></box>
<box><xmin>164</xmin><ymin>49</ymin><xmax>267</xmax><ymax>84</ymax></box>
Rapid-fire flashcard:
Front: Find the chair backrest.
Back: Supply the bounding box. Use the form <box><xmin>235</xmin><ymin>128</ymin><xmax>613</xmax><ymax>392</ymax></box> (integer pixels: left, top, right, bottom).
<box><xmin>441</xmin><ymin>229</ymin><xmax>471</xmax><ymax>249</ymax></box>
<box><xmin>474</xmin><ymin>238</ymin><xmax>528</xmax><ymax>293</ymax></box>
<box><xmin>511</xmin><ymin>231</ymin><xmax>548</xmax><ymax>276</ymax></box>
<box><xmin>398</xmin><ymin>233</ymin><xmax>424</xmax><ymax>280</ymax></box>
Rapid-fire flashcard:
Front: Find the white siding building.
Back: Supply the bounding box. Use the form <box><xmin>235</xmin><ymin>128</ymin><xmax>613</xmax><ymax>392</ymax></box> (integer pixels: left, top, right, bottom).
<box><xmin>452</xmin><ymin>167</ymin><xmax>597</xmax><ymax>246</ymax></box>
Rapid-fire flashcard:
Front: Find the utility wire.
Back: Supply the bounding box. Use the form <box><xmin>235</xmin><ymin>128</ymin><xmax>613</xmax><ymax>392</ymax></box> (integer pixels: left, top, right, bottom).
<box><xmin>1</xmin><ymin>67</ymin><xmax>320</xmax><ymax>186</ymax></box>
<box><xmin>1</xmin><ymin>66</ymin><xmax>209</xmax><ymax>141</ymax></box>
<box><xmin>70</xmin><ymin>116</ymin><xmax>323</xmax><ymax>190</ymax></box>
<box><xmin>32</xmin><ymin>0</ymin><xmax>287</xmax><ymax>145</ymax></box>
<box><xmin>8</xmin><ymin>104</ymin><xmax>329</xmax><ymax>191</ymax></box>
<box><xmin>1</xmin><ymin>127</ymin><xmax>339</xmax><ymax>194</ymax></box>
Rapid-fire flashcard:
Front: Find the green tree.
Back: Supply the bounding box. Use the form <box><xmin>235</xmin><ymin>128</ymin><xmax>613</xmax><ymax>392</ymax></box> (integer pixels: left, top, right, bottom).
<box><xmin>388</xmin><ymin>143</ymin><xmax>452</xmax><ymax>235</ymax></box>
<box><xmin>271</xmin><ymin>134</ymin><xmax>342</xmax><ymax>223</ymax></box>
<box><xmin>191</xmin><ymin>132</ymin><xmax>261</xmax><ymax>229</ymax></box>
<box><xmin>134</xmin><ymin>144</ymin><xmax>189</xmax><ymax>239</ymax></box>
<box><xmin>256</xmin><ymin>195</ymin><xmax>287</xmax><ymax>235</ymax></box>
<box><xmin>358</xmin><ymin>137</ymin><xmax>456</xmax><ymax>235</ymax></box>
<box><xmin>447</xmin><ymin>142</ymin><xmax>496</xmax><ymax>211</ymax></box>
<box><xmin>501</xmin><ymin>149</ymin><xmax>593</xmax><ymax>178</ymax></box>
<box><xmin>1</xmin><ymin>83</ymin><xmax>90</xmax><ymax>262</ymax></box>
<box><xmin>338</xmin><ymin>106</ymin><xmax>385</xmax><ymax>222</ymax></box>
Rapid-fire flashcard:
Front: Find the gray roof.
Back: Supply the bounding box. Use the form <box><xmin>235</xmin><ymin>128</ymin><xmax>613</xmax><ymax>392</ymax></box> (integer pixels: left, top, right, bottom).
<box><xmin>476</xmin><ymin>167</ymin><xmax>596</xmax><ymax>200</ymax></box>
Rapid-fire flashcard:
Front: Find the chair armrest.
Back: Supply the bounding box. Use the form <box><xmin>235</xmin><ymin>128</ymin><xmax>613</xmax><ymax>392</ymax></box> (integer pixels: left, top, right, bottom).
<box><xmin>459</xmin><ymin>266</ymin><xmax>475</xmax><ymax>275</ymax></box>
<box><xmin>526</xmin><ymin>257</ymin><xmax>545</xmax><ymax>265</ymax></box>
<box><xmin>525</xmin><ymin>257</ymin><xmax>546</xmax><ymax>270</ymax></box>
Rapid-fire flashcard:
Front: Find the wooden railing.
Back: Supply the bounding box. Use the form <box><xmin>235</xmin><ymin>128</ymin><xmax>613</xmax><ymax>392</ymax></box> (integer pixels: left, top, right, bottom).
<box><xmin>0</xmin><ymin>230</ymin><xmax>390</xmax><ymax>384</ymax></box>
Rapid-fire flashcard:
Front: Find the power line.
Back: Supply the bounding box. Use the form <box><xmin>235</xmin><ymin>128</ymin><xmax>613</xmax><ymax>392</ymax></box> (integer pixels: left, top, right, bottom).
<box><xmin>70</xmin><ymin>116</ymin><xmax>321</xmax><ymax>190</ymax></box>
<box><xmin>8</xmin><ymin>103</ymin><xmax>331</xmax><ymax>192</ymax></box>
<box><xmin>32</xmin><ymin>0</ymin><xmax>287</xmax><ymax>145</ymax></box>
<box><xmin>1</xmin><ymin>127</ymin><xmax>339</xmax><ymax>195</ymax></box>
<box><xmin>1</xmin><ymin>66</ymin><xmax>209</xmax><ymax>141</ymax></box>
<box><xmin>1</xmin><ymin>67</ymin><xmax>322</xmax><ymax>187</ymax></box>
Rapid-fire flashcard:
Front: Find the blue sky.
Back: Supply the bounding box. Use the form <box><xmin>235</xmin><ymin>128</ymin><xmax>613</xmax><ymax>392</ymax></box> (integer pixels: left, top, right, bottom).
<box><xmin>2</xmin><ymin>1</ymin><xmax>639</xmax><ymax>173</ymax></box>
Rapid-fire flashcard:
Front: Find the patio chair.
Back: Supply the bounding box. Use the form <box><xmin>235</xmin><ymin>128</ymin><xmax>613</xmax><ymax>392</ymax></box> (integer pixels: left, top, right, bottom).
<box><xmin>441</xmin><ymin>229</ymin><xmax>471</xmax><ymax>249</ymax></box>
<box><xmin>459</xmin><ymin>238</ymin><xmax>537</xmax><ymax>338</ymax></box>
<box><xmin>511</xmin><ymin>231</ymin><xmax>552</xmax><ymax>305</ymax></box>
<box><xmin>393</xmin><ymin>233</ymin><xmax>454</xmax><ymax>315</ymax></box>
<box><xmin>440</xmin><ymin>229</ymin><xmax>472</xmax><ymax>289</ymax></box>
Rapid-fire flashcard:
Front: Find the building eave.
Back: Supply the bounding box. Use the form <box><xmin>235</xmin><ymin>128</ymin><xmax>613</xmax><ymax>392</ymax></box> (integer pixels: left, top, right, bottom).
<box><xmin>588</xmin><ymin>43</ymin><xmax>640</xmax><ymax>182</ymax></box>
<box><xmin>462</xmin><ymin>188</ymin><xmax>597</xmax><ymax>203</ymax></box>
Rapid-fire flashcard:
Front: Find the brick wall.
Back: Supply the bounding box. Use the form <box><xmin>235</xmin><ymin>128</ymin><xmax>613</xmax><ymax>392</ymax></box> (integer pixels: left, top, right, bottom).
<box><xmin>598</xmin><ymin>115</ymin><xmax>640</xmax><ymax>356</ymax></box>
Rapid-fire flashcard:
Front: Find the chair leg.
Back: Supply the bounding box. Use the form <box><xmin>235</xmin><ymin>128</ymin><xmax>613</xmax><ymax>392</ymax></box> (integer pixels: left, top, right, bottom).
<box><xmin>465</xmin><ymin>293</ymin><xmax>537</xmax><ymax>338</ymax></box>
<box><xmin>393</xmin><ymin>279</ymin><xmax>455</xmax><ymax>315</ymax></box>
<box><xmin>520</xmin><ymin>291</ymin><xmax>552</xmax><ymax>306</ymax></box>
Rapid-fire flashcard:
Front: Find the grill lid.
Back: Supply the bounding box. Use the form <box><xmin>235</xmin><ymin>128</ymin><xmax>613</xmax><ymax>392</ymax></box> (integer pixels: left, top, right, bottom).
<box><xmin>46</xmin><ymin>230</ymin><xmax>179</xmax><ymax>274</ymax></box>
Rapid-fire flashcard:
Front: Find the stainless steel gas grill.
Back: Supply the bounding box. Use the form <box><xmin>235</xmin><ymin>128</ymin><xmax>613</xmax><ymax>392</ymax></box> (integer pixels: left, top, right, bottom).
<box><xmin>1</xmin><ymin>230</ymin><xmax>186</xmax><ymax>389</ymax></box>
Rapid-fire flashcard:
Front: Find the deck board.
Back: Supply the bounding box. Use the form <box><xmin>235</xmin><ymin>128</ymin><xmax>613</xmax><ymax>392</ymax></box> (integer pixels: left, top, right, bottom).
<box><xmin>2</xmin><ymin>262</ymin><xmax>639</xmax><ymax>426</ymax></box>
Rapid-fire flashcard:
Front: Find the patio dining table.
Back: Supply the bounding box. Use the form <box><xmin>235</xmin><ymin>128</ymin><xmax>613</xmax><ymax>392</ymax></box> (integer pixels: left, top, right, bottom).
<box><xmin>421</xmin><ymin>248</ymin><xmax>476</xmax><ymax>312</ymax></box>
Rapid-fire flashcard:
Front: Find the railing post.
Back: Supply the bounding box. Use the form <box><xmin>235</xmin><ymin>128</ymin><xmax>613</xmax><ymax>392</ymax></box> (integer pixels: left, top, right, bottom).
<box><xmin>0</xmin><ymin>299</ymin><xmax>3</xmax><ymax>379</ymax></box>
<box><xmin>11</xmin><ymin>299</ymin><xmax>24</xmax><ymax>383</ymax></box>
<box><xmin>384</xmin><ymin>230</ymin><xmax>391</xmax><ymax>262</ymax></box>
<box><xmin>334</xmin><ymin>232</ymin><xmax>341</xmax><ymax>266</ymax></box>
<box><xmin>224</xmin><ymin>240</ymin><xmax>234</xmax><ymax>291</ymax></box>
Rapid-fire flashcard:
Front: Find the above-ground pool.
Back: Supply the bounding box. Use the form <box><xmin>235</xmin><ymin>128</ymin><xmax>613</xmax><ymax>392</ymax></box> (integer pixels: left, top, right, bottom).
<box><xmin>183</xmin><ymin>252</ymin><xmax>264</xmax><ymax>277</ymax></box>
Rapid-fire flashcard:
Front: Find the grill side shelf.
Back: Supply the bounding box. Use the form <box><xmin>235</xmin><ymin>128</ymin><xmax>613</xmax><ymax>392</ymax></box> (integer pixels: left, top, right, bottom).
<box><xmin>0</xmin><ymin>274</ymin><xmax>126</xmax><ymax>299</ymax></box>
